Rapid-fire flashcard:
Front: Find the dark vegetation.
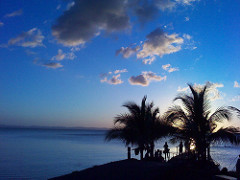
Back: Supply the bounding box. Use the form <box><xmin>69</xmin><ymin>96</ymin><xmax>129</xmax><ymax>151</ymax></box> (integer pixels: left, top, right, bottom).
<box><xmin>106</xmin><ymin>83</ymin><xmax>240</xmax><ymax>166</ymax></box>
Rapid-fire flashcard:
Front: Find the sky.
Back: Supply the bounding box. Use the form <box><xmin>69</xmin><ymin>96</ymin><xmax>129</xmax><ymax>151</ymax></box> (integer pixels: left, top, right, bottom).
<box><xmin>0</xmin><ymin>0</ymin><xmax>239</xmax><ymax>128</ymax></box>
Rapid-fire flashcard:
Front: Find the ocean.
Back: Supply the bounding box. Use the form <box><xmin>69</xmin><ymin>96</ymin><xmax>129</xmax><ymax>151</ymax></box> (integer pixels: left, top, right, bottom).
<box><xmin>0</xmin><ymin>128</ymin><xmax>239</xmax><ymax>179</ymax></box>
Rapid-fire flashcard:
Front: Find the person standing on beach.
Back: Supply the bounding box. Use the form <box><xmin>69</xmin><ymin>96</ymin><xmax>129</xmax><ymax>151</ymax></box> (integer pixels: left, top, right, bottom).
<box><xmin>236</xmin><ymin>154</ymin><xmax>240</xmax><ymax>180</ymax></box>
<box><xmin>163</xmin><ymin>142</ymin><xmax>170</xmax><ymax>161</ymax></box>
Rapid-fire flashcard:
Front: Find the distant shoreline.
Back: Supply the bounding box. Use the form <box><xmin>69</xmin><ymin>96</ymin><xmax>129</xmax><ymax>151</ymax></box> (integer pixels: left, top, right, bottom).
<box><xmin>0</xmin><ymin>125</ymin><xmax>109</xmax><ymax>131</ymax></box>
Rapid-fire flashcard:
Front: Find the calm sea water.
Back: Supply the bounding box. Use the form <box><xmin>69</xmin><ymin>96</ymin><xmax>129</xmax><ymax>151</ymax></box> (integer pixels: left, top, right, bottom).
<box><xmin>0</xmin><ymin>128</ymin><xmax>239</xmax><ymax>179</ymax></box>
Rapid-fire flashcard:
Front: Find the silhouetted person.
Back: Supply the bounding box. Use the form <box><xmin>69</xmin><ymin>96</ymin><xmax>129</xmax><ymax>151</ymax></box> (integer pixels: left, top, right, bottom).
<box><xmin>159</xmin><ymin>150</ymin><xmax>164</xmax><ymax>162</ymax></box>
<box><xmin>145</xmin><ymin>151</ymin><xmax>149</xmax><ymax>159</ymax></box>
<box><xmin>179</xmin><ymin>141</ymin><xmax>183</xmax><ymax>154</ymax></box>
<box><xmin>163</xmin><ymin>142</ymin><xmax>170</xmax><ymax>161</ymax></box>
<box><xmin>236</xmin><ymin>154</ymin><xmax>240</xmax><ymax>180</ymax></box>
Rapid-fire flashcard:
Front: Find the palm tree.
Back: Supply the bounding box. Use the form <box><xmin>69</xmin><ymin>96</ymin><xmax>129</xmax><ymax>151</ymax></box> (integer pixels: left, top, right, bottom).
<box><xmin>105</xmin><ymin>96</ymin><xmax>174</xmax><ymax>160</ymax></box>
<box><xmin>164</xmin><ymin>83</ymin><xmax>240</xmax><ymax>161</ymax></box>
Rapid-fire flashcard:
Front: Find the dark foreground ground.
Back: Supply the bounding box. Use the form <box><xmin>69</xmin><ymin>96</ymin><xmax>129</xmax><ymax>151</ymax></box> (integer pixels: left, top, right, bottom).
<box><xmin>50</xmin><ymin>158</ymin><xmax>229</xmax><ymax>180</ymax></box>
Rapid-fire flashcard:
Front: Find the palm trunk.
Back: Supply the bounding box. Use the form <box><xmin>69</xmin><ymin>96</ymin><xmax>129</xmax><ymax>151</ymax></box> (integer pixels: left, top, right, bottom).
<box><xmin>207</xmin><ymin>145</ymin><xmax>210</xmax><ymax>160</ymax></box>
<box><xmin>150</xmin><ymin>141</ymin><xmax>154</xmax><ymax>158</ymax></box>
<box><xmin>140</xmin><ymin>148</ymin><xmax>144</xmax><ymax>160</ymax></box>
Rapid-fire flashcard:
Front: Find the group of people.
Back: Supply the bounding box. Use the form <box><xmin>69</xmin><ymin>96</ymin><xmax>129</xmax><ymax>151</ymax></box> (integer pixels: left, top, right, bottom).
<box><xmin>144</xmin><ymin>141</ymin><xmax>185</xmax><ymax>161</ymax></box>
<box><xmin>144</xmin><ymin>142</ymin><xmax>171</xmax><ymax>161</ymax></box>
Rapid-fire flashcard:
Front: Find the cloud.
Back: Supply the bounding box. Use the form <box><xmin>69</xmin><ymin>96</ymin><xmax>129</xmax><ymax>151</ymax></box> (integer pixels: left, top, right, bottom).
<box><xmin>101</xmin><ymin>74</ymin><xmax>123</xmax><ymax>85</ymax></box>
<box><xmin>51</xmin><ymin>49</ymin><xmax>77</xmax><ymax>61</ymax></box>
<box><xmin>52</xmin><ymin>0</ymin><xmax>198</xmax><ymax>46</ymax></box>
<box><xmin>116</xmin><ymin>46</ymin><xmax>140</xmax><ymax>58</ymax></box>
<box><xmin>117</xmin><ymin>29</ymin><xmax>196</xmax><ymax>64</ymax></box>
<box><xmin>43</xmin><ymin>62</ymin><xmax>63</xmax><ymax>69</ymax></box>
<box><xmin>154</xmin><ymin>0</ymin><xmax>176</xmax><ymax>11</ymax></box>
<box><xmin>5</xmin><ymin>9</ymin><xmax>23</xmax><ymax>18</ymax></box>
<box><xmin>25</xmin><ymin>49</ymin><xmax>36</xmax><ymax>55</ymax></box>
<box><xmin>114</xmin><ymin>69</ymin><xmax>128</xmax><ymax>74</ymax></box>
<box><xmin>179</xmin><ymin>82</ymin><xmax>224</xmax><ymax>101</ymax></box>
<box><xmin>183</xmin><ymin>33</ymin><xmax>192</xmax><ymax>40</ymax></box>
<box><xmin>56</xmin><ymin>4</ymin><xmax>61</xmax><ymax>10</ymax></box>
<box><xmin>185</xmin><ymin>17</ymin><xmax>190</xmax><ymax>21</ymax></box>
<box><xmin>137</xmin><ymin>28</ymin><xmax>183</xmax><ymax>60</ymax></box>
<box><xmin>177</xmin><ymin>86</ymin><xmax>189</xmax><ymax>92</ymax></box>
<box><xmin>231</xmin><ymin>96</ymin><xmax>240</xmax><ymax>102</ymax></box>
<box><xmin>176</xmin><ymin>0</ymin><xmax>198</xmax><ymax>5</ymax></box>
<box><xmin>162</xmin><ymin>64</ymin><xmax>171</xmax><ymax>70</ymax></box>
<box><xmin>182</xmin><ymin>33</ymin><xmax>197</xmax><ymax>50</ymax></box>
<box><xmin>0</xmin><ymin>22</ymin><xmax>4</xmax><ymax>27</ymax></box>
<box><xmin>168</xmin><ymin>67</ymin><xmax>179</xmax><ymax>72</ymax></box>
<box><xmin>100</xmin><ymin>69</ymin><xmax>127</xmax><ymax>85</ymax></box>
<box><xmin>129</xmin><ymin>71</ymin><xmax>166</xmax><ymax>86</ymax></box>
<box><xmin>142</xmin><ymin>56</ymin><xmax>156</xmax><ymax>65</ymax></box>
<box><xmin>52</xmin><ymin>49</ymin><xmax>65</xmax><ymax>61</ymax></box>
<box><xmin>176</xmin><ymin>82</ymin><xmax>224</xmax><ymax>101</ymax></box>
<box><xmin>52</xmin><ymin>0</ymin><xmax>130</xmax><ymax>46</ymax></box>
<box><xmin>8</xmin><ymin>28</ymin><xmax>44</xmax><ymax>48</ymax></box>
<box><xmin>162</xmin><ymin>64</ymin><xmax>179</xmax><ymax>72</ymax></box>
<box><xmin>234</xmin><ymin>81</ymin><xmax>240</xmax><ymax>88</ymax></box>
<box><xmin>67</xmin><ymin>2</ymin><xmax>75</xmax><ymax>10</ymax></box>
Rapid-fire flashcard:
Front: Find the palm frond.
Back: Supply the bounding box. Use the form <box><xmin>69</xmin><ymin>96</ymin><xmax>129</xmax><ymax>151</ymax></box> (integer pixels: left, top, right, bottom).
<box><xmin>228</xmin><ymin>106</ymin><xmax>240</xmax><ymax>117</ymax></box>
<box><xmin>208</xmin><ymin>107</ymin><xmax>231</xmax><ymax>123</ymax></box>
<box><xmin>209</xmin><ymin>127</ymin><xmax>240</xmax><ymax>145</ymax></box>
<box><xmin>122</xmin><ymin>102</ymin><xmax>140</xmax><ymax>116</ymax></box>
<box><xmin>114</xmin><ymin>114</ymin><xmax>131</xmax><ymax>125</ymax></box>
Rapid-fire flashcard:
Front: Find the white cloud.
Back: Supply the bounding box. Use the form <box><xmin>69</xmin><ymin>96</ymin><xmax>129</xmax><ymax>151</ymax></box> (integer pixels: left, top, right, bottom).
<box><xmin>129</xmin><ymin>71</ymin><xmax>166</xmax><ymax>86</ymax></box>
<box><xmin>52</xmin><ymin>49</ymin><xmax>65</xmax><ymax>61</ymax></box>
<box><xmin>114</xmin><ymin>69</ymin><xmax>128</xmax><ymax>74</ymax></box>
<box><xmin>182</xmin><ymin>33</ymin><xmax>197</xmax><ymax>50</ymax></box>
<box><xmin>43</xmin><ymin>62</ymin><xmax>63</xmax><ymax>69</ymax></box>
<box><xmin>101</xmin><ymin>74</ymin><xmax>123</xmax><ymax>85</ymax></box>
<box><xmin>0</xmin><ymin>22</ymin><xmax>4</xmax><ymax>27</ymax></box>
<box><xmin>177</xmin><ymin>86</ymin><xmax>189</xmax><ymax>92</ymax></box>
<box><xmin>51</xmin><ymin>49</ymin><xmax>77</xmax><ymax>61</ymax></box>
<box><xmin>176</xmin><ymin>0</ymin><xmax>198</xmax><ymax>6</ymax></box>
<box><xmin>142</xmin><ymin>56</ymin><xmax>156</xmax><ymax>65</ymax></box>
<box><xmin>100</xmin><ymin>69</ymin><xmax>127</xmax><ymax>85</ymax></box>
<box><xmin>177</xmin><ymin>82</ymin><xmax>224</xmax><ymax>101</ymax></box>
<box><xmin>195</xmin><ymin>82</ymin><xmax>224</xmax><ymax>101</ymax></box>
<box><xmin>137</xmin><ymin>28</ymin><xmax>183</xmax><ymax>60</ymax></box>
<box><xmin>162</xmin><ymin>64</ymin><xmax>179</xmax><ymax>72</ymax></box>
<box><xmin>231</xmin><ymin>96</ymin><xmax>240</xmax><ymax>102</ymax></box>
<box><xmin>5</xmin><ymin>9</ymin><xmax>23</xmax><ymax>18</ymax></box>
<box><xmin>162</xmin><ymin>64</ymin><xmax>171</xmax><ymax>70</ymax></box>
<box><xmin>8</xmin><ymin>28</ymin><xmax>44</xmax><ymax>48</ymax></box>
<box><xmin>185</xmin><ymin>17</ymin><xmax>190</xmax><ymax>21</ymax></box>
<box><xmin>168</xmin><ymin>67</ymin><xmax>179</xmax><ymax>72</ymax></box>
<box><xmin>183</xmin><ymin>33</ymin><xmax>192</xmax><ymax>40</ymax></box>
<box><xmin>116</xmin><ymin>46</ymin><xmax>140</xmax><ymax>58</ymax></box>
<box><xmin>154</xmin><ymin>0</ymin><xmax>176</xmax><ymax>11</ymax></box>
<box><xmin>234</xmin><ymin>81</ymin><xmax>240</xmax><ymax>88</ymax></box>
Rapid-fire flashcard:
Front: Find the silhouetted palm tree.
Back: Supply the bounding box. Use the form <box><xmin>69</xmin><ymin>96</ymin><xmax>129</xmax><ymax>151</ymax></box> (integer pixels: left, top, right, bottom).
<box><xmin>106</xmin><ymin>96</ymin><xmax>174</xmax><ymax>160</ymax></box>
<box><xmin>164</xmin><ymin>83</ymin><xmax>240</xmax><ymax>161</ymax></box>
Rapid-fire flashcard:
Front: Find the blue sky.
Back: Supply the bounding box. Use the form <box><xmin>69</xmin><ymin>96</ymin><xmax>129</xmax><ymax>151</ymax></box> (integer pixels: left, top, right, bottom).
<box><xmin>0</xmin><ymin>0</ymin><xmax>239</xmax><ymax>128</ymax></box>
